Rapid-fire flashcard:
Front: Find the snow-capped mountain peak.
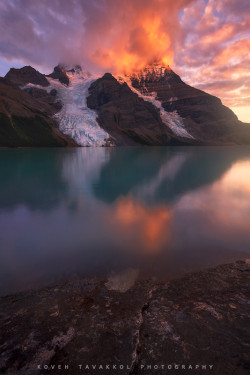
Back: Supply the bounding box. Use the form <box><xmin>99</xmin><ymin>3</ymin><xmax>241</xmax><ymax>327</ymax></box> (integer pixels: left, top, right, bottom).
<box><xmin>130</xmin><ymin>62</ymin><xmax>172</xmax><ymax>81</ymax></box>
<box><xmin>7</xmin><ymin>62</ymin><xmax>246</xmax><ymax>147</ymax></box>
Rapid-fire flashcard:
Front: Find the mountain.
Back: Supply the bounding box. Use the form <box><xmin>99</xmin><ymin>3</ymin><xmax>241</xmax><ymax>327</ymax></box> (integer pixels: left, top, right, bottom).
<box><xmin>1</xmin><ymin>63</ymin><xmax>249</xmax><ymax>147</ymax></box>
<box><xmin>0</xmin><ymin>67</ymin><xmax>76</xmax><ymax>147</ymax></box>
<box><xmin>87</xmin><ymin>73</ymin><xmax>179</xmax><ymax>146</ymax></box>
<box><xmin>128</xmin><ymin>63</ymin><xmax>250</xmax><ymax>144</ymax></box>
<box><xmin>5</xmin><ymin>66</ymin><xmax>50</xmax><ymax>87</ymax></box>
<box><xmin>47</xmin><ymin>65</ymin><xmax>70</xmax><ymax>86</ymax></box>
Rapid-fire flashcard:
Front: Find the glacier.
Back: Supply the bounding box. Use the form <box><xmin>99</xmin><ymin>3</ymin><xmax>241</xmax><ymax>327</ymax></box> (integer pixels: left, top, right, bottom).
<box><xmin>24</xmin><ymin>67</ymin><xmax>109</xmax><ymax>146</ymax></box>
<box><xmin>22</xmin><ymin>64</ymin><xmax>194</xmax><ymax>145</ymax></box>
<box><xmin>48</xmin><ymin>68</ymin><xmax>109</xmax><ymax>146</ymax></box>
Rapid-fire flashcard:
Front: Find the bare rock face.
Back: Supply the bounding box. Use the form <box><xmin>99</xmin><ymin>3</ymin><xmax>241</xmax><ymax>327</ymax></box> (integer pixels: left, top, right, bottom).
<box><xmin>5</xmin><ymin>66</ymin><xmax>49</xmax><ymax>87</ymax></box>
<box><xmin>0</xmin><ymin>78</ymin><xmax>75</xmax><ymax>147</ymax></box>
<box><xmin>47</xmin><ymin>65</ymin><xmax>70</xmax><ymax>86</ymax></box>
<box><xmin>0</xmin><ymin>261</ymin><xmax>249</xmax><ymax>374</ymax></box>
<box><xmin>23</xmin><ymin>87</ymin><xmax>63</xmax><ymax>112</ymax></box>
<box><xmin>1</xmin><ymin>64</ymin><xmax>75</xmax><ymax>146</ymax></box>
<box><xmin>130</xmin><ymin>64</ymin><xmax>250</xmax><ymax>144</ymax></box>
<box><xmin>87</xmin><ymin>66</ymin><xmax>250</xmax><ymax>146</ymax></box>
<box><xmin>2</xmin><ymin>63</ymin><xmax>250</xmax><ymax>147</ymax></box>
<box><xmin>87</xmin><ymin>73</ymin><xmax>186</xmax><ymax>146</ymax></box>
<box><xmin>132</xmin><ymin>260</ymin><xmax>250</xmax><ymax>375</ymax></box>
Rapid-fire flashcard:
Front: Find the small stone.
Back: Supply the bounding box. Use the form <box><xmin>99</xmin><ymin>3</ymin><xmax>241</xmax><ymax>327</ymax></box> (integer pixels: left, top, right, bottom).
<box><xmin>50</xmin><ymin>311</ymin><xmax>59</xmax><ymax>317</ymax></box>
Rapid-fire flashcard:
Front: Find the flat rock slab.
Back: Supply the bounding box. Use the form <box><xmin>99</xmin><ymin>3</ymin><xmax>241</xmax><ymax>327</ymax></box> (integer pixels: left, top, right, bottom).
<box><xmin>0</xmin><ymin>261</ymin><xmax>249</xmax><ymax>375</ymax></box>
<box><xmin>133</xmin><ymin>261</ymin><xmax>250</xmax><ymax>375</ymax></box>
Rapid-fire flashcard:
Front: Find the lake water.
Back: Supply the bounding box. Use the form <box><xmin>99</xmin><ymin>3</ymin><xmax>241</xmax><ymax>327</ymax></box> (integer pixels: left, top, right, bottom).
<box><xmin>0</xmin><ymin>146</ymin><xmax>250</xmax><ymax>296</ymax></box>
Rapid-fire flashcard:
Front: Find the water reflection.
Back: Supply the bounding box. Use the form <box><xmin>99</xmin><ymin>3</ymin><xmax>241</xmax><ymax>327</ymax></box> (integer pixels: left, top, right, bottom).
<box><xmin>93</xmin><ymin>147</ymin><xmax>248</xmax><ymax>205</ymax></box>
<box><xmin>0</xmin><ymin>146</ymin><xmax>250</xmax><ymax>295</ymax></box>
<box><xmin>110</xmin><ymin>197</ymin><xmax>172</xmax><ymax>253</ymax></box>
<box><xmin>0</xmin><ymin>149</ymin><xmax>70</xmax><ymax>211</ymax></box>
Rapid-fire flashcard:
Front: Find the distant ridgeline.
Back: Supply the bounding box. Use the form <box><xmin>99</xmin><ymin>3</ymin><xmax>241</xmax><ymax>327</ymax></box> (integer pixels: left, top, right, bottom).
<box><xmin>0</xmin><ymin>63</ymin><xmax>250</xmax><ymax>147</ymax></box>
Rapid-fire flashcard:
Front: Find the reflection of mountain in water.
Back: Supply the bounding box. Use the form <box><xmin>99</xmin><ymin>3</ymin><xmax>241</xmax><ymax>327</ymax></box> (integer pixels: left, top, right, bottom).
<box><xmin>1</xmin><ymin>147</ymin><xmax>250</xmax><ymax>212</ymax></box>
<box><xmin>1</xmin><ymin>146</ymin><xmax>250</xmax><ymax>296</ymax></box>
<box><xmin>0</xmin><ymin>148</ymin><xmax>111</xmax><ymax>212</ymax></box>
<box><xmin>61</xmin><ymin>147</ymin><xmax>110</xmax><ymax>198</ymax></box>
<box><xmin>0</xmin><ymin>149</ymin><xmax>70</xmax><ymax>211</ymax></box>
<box><xmin>93</xmin><ymin>147</ymin><xmax>250</xmax><ymax>205</ymax></box>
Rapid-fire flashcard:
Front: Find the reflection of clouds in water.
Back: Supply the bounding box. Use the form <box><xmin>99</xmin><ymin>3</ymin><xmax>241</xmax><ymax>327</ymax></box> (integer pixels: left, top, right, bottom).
<box><xmin>223</xmin><ymin>161</ymin><xmax>250</xmax><ymax>194</ymax></box>
<box><xmin>1</xmin><ymin>149</ymin><xmax>250</xmax><ymax>295</ymax></box>
<box><xmin>110</xmin><ymin>197</ymin><xmax>172</xmax><ymax>254</ymax></box>
<box><xmin>175</xmin><ymin>160</ymin><xmax>250</xmax><ymax>251</ymax></box>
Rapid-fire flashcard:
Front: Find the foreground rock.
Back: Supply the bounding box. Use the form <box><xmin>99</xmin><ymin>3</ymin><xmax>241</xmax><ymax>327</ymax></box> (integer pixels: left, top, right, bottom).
<box><xmin>0</xmin><ymin>261</ymin><xmax>249</xmax><ymax>374</ymax></box>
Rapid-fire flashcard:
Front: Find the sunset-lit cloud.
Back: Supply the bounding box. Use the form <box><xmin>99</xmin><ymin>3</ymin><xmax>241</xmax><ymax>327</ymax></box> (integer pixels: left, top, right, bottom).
<box><xmin>0</xmin><ymin>0</ymin><xmax>193</xmax><ymax>73</ymax></box>
<box><xmin>176</xmin><ymin>0</ymin><xmax>250</xmax><ymax>121</ymax></box>
<box><xmin>0</xmin><ymin>0</ymin><xmax>249</xmax><ymax>121</ymax></box>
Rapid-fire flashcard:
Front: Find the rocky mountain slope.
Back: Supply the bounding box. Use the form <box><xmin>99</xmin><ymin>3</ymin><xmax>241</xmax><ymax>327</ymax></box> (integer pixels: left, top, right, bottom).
<box><xmin>1</xmin><ymin>63</ymin><xmax>249</xmax><ymax>147</ymax></box>
<box><xmin>5</xmin><ymin>66</ymin><xmax>50</xmax><ymax>87</ymax></box>
<box><xmin>87</xmin><ymin>73</ymin><xmax>182</xmax><ymax>146</ymax></box>
<box><xmin>0</xmin><ymin>67</ymin><xmax>76</xmax><ymax>147</ymax></box>
<box><xmin>128</xmin><ymin>64</ymin><xmax>250</xmax><ymax>144</ymax></box>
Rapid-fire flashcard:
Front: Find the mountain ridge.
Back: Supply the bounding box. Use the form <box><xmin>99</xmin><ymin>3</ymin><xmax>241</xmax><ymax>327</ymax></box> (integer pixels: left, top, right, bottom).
<box><xmin>0</xmin><ymin>63</ymin><xmax>249</xmax><ymax>147</ymax></box>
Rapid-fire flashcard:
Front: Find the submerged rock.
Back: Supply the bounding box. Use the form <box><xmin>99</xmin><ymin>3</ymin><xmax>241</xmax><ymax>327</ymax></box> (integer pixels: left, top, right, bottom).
<box><xmin>106</xmin><ymin>268</ymin><xmax>139</xmax><ymax>292</ymax></box>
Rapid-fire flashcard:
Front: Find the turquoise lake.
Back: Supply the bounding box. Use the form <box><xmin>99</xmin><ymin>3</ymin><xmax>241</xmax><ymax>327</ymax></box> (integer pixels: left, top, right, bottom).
<box><xmin>0</xmin><ymin>146</ymin><xmax>250</xmax><ymax>295</ymax></box>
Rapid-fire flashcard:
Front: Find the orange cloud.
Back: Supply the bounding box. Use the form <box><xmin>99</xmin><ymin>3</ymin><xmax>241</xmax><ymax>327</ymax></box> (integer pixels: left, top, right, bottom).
<box><xmin>0</xmin><ymin>0</ymin><xmax>249</xmax><ymax>120</ymax></box>
<box><xmin>177</xmin><ymin>0</ymin><xmax>250</xmax><ymax>121</ymax></box>
<box><xmin>201</xmin><ymin>24</ymin><xmax>235</xmax><ymax>45</ymax></box>
<box><xmin>214</xmin><ymin>38</ymin><xmax>250</xmax><ymax>66</ymax></box>
<box><xmin>87</xmin><ymin>3</ymin><xmax>181</xmax><ymax>73</ymax></box>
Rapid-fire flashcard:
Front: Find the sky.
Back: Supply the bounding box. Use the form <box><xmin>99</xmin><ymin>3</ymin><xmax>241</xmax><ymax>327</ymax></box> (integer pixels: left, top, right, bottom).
<box><xmin>0</xmin><ymin>0</ymin><xmax>249</xmax><ymax>122</ymax></box>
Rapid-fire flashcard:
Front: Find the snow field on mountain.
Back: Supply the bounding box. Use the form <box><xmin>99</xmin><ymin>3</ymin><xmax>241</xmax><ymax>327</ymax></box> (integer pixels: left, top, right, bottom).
<box><xmin>47</xmin><ymin>70</ymin><xmax>109</xmax><ymax>146</ymax></box>
<box><xmin>119</xmin><ymin>75</ymin><xmax>194</xmax><ymax>139</ymax></box>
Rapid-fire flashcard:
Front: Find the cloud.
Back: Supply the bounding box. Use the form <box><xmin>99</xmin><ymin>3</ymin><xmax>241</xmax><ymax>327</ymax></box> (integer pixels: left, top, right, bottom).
<box><xmin>0</xmin><ymin>0</ymin><xmax>194</xmax><ymax>73</ymax></box>
<box><xmin>176</xmin><ymin>0</ymin><xmax>250</xmax><ymax>115</ymax></box>
<box><xmin>0</xmin><ymin>0</ymin><xmax>85</xmax><ymax>71</ymax></box>
<box><xmin>0</xmin><ymin>0</ymin><xmax>249</xmax><ymax>120</ymax></box>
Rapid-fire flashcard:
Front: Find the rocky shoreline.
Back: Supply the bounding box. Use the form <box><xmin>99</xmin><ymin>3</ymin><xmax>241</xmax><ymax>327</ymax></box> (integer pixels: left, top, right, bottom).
<box><xmin>0</xmin><ymin>260</ymin><xmax>249</xmax><ymax>375</ymax></box>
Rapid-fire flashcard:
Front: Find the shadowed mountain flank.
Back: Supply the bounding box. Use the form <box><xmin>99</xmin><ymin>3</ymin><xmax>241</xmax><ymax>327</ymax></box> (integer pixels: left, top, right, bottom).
<box><xmin>1</xmin><ymin>64</ymin><xmax>250</xmax><ymax>147</ymax></box>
